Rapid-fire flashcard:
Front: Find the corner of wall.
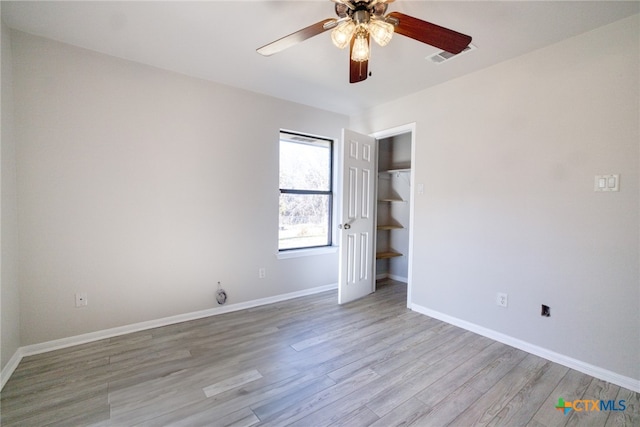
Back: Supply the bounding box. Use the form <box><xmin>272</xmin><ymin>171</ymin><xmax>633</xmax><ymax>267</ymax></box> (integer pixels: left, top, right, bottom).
<box><xmin>1</xmin><ymin>20</ymin><xmax>22</xmax><ymax>375</ymax></box>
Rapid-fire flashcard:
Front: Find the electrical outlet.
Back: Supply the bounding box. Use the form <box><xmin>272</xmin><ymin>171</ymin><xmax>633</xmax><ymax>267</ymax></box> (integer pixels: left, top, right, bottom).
<box><xmin>75</xmin><ymin>292</ymin><xmax>88</xmax><ymax>308</ymax></box>
<box><xmin>258</xmin><ymin>268</ymin><xmax>266</xmax><ymax>279</ymax></box>
<box><xmin>496</xmin><ymin>292</ymin><xmax>508</xmax><ymax>308</ymax></box>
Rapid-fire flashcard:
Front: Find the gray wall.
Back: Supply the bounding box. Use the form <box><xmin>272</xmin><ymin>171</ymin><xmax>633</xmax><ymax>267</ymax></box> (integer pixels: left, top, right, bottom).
<box><xmin>352</xmin><ymin>15</ymin><xmax>639</xmax><ymax>381</ymax></box>
<box><xmin>1</xmin><ymin>21</ymin><xmax>20</xmax><ymax>372</ymax></box>
<box><xmin>10</xmin><ymin>30</ymin><xmax>347</xmax><ymax>346</ymax></box>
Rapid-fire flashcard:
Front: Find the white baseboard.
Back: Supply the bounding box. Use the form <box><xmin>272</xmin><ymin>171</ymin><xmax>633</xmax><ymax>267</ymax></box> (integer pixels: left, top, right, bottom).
<box><xmin>1</xmin><ymin>347</ymin><xmax>24</xmax><ymax>390</ymax></box>
<box><xmin>411</xmin><ymin>303</ymin><xmax>640</xmax><ymax>393</ymax></box>
<box><xmin>0</xmin><ymin>283</ymin><xmax>338</xmax><ymax>391</ymax></box>
<box><xmin>387</xmin><ymin>274</ymin><xmax>408</xmax><ymax>283</ymax></box>
<box><xmin>376</xmin><ymin>273</ymin><xmax>408</xmax><ymax>283</ymax></box>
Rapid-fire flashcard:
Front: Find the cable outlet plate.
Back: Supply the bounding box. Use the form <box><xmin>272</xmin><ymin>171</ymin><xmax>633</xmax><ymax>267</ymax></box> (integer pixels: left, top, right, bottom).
<box><xmin>75</xmin><ymin>292</ymin><xmax>88</xmax><ymax>308</ymax></box>
<box><xmin>541</xmin><ymin>304</ymin><xmax>551</xmax><ymax>317</ymax></box>
<box><xmin>496</xmin><ymin>292</ymin><xmax>508</xmax><ymax>308</ymax></box>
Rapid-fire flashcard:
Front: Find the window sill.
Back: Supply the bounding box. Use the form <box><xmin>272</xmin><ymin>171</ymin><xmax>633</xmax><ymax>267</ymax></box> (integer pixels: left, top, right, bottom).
<box><xmin>276</xmin><ymin>246</ymin><xmax>338</xmax><ymax>260</ymax></box>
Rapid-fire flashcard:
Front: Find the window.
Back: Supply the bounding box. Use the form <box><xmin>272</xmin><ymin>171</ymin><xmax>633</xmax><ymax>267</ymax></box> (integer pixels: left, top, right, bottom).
<box><xmin>279</xmin><ymin>131</ymin><xmax>333</xmax><ymax>251</ymax></box>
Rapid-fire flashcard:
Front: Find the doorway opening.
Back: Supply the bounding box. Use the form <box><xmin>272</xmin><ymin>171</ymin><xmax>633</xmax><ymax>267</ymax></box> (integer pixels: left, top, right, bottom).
<box><xmin>372</xmin><ymin>124</ymin><xmax>415</xmax><ymax>309</ymax></box>
<box><xmin>337</xmin><ymin>124</ymin><xmax>415</xmax><ymax>308</ymax></box>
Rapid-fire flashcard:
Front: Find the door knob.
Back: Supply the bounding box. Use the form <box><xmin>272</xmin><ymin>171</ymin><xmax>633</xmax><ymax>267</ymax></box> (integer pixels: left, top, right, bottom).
<box><xmin>339</xmin><ymin>223</ymin><xmax>351</xmax><ymax>230</ymax></box>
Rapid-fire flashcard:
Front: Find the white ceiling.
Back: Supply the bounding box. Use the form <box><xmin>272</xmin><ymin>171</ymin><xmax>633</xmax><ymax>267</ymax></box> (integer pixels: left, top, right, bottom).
<box><xmin>2</xmin><ymin>1</ymin><xmax>639</xmax><ymax>115</ymax></box>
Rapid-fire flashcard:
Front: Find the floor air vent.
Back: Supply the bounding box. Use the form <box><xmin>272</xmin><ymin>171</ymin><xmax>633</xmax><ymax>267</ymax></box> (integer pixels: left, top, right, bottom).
<box><xmin>427</xmin><ymin>44</ymin><xmax>476</xmax><ymax>64</ymax></box>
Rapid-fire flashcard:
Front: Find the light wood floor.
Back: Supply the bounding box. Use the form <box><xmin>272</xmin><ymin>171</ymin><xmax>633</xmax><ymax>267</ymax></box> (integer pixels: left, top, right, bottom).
<box><xmin>1</xmin><ymin>280</ymin><xmax>638</xmax><ymax>426</ymax></box>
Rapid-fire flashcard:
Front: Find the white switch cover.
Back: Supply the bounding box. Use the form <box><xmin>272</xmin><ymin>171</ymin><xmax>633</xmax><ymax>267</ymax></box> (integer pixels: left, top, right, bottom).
<box><xmin>594</xmin><ymin>174</ymin><xmax>619</xmax><ymax>192</ymax></box>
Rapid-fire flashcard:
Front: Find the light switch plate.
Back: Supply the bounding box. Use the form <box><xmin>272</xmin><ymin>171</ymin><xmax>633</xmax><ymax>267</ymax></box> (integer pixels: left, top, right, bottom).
<box><xmin>594</xmin><ymin>174</ymin><xmax>619</xmax><ymax>192</ymax></box>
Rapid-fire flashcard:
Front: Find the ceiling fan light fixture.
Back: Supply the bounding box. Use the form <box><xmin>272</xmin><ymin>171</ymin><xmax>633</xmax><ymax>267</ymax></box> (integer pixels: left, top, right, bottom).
<box><xmin>257</xmin><ymin>1</ymin><xmax>473</xmax><ymax>84</ymax></box>
<box><xmin>368</xmin><ymin>19</ymin><xmax>394</xmax><ymax>47</ymax></box>
<box><xmin>351</xmin><ymin>28</ymin><xmax>370</xmax><ymax>62</ymax></box>
<box><xmin>331</xmin><ymin>20</ymin><xmax>356</xmax><ymax>49</ymax></box>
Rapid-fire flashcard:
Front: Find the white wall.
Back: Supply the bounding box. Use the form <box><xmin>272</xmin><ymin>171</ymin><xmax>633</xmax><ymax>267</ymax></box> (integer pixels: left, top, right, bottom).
<box><xmin>352</xmin><ymin>15</ymin><xmax>639</xmax><ymax>382</ymax></box>
<box><xmin>11</xmin><ymin>30</ymin><xmax>347</xmax><ymax>346</ymax></box>
<box><xmin>1</xmin><ymin>20</ymin><xmax>21</xmax><ymax>372</ymax></box>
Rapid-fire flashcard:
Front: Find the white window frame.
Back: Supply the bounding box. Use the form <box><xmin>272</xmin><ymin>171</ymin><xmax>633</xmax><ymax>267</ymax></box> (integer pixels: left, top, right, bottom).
<box><xmin>277</xmin><ymin>130</ymin><xmax>337</xmax><ymax>257</ymax></box>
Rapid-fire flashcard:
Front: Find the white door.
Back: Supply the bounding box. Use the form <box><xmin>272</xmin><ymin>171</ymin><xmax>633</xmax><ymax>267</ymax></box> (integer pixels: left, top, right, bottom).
<box><xmin>338</xmin><ymin>129</ymin><xmax>377</xmax><ymax>304</ymax></box>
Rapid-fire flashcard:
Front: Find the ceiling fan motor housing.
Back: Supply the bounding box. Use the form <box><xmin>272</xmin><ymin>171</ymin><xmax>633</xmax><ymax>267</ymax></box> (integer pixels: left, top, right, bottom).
<box><xmin>353</xmin><ymin>9</ymin><xmax>370</xmax><ymax>25</ymax></box>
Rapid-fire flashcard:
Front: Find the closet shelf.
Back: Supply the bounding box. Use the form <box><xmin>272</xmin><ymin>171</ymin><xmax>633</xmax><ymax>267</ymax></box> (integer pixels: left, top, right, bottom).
<box><xmin>376</xmin><ymin>251</ymin><xmax>403</xmax><ymax>260</ymax></box>
<box><xmin>378</xmin><ymin>198</ymin><xmax>405</xmax><ymax>203</ymax></box>
<box><xmin>377</xmin><ymin>224</ymin><xmax>404</xmax><ymax>230</ymax></box>
<box><xmin>379</xmin><ymin>168</ymin><xmax>411</xmax><ymax>174</ymax></box>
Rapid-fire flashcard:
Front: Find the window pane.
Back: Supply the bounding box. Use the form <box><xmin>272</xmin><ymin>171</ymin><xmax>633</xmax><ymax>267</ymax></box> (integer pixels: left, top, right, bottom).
<box><xmin>279</xmin><ymin>137</ymin><xmax>331</xmax><ymax>191</ymax></box>
<box><xmin>279</xmin><ymin>193</ymin><xmax>330</xmax><ymax>250</ymax></box>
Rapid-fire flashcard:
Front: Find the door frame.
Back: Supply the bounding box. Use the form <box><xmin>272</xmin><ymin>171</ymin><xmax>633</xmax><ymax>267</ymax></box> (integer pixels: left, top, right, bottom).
<box><xmin>371</xmin><ymin>123</ymin><xmax>416</xmax><ymax>309</ymax></box>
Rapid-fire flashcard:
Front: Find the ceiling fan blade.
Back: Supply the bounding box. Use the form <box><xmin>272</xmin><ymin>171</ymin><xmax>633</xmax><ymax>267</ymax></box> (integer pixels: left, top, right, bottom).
<box><xmin>350</xmin><ymin>58</ymin><xmax>368</xmax><ymax>83</ymax></box>
<box><xmin>349</xmin><ymin>35</ymin><xmax>369</xmax><ymax>84</ymax></box>
<box><xmin>387</xmin><ymin>11</ymin><xmax>471</xmax><ymax>54</ymax></box>
<box><xmin>257</xmin><ymin>18</ymin><xmax>336</xmax><ymax>56</ymax></box>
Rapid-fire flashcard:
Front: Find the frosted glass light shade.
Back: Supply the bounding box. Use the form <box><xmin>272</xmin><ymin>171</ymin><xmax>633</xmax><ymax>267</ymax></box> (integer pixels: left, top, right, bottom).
<box><xmin>369</xmin><ymin>20</ymin><xmax>394</xmax><ymax>46</ymax></box>
<box><xmin>331</xmin><ymin>21</ymin><xmax>356</xmax><ymax>49</ymax></box>
<box><xmin>351</xmin><ymin>32</ymin><xmax>370</xmax><ymax>62</ymax></box>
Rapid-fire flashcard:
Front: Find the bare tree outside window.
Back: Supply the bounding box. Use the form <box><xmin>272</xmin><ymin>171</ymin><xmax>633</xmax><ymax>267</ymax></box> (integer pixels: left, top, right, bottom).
<box><xmin>279</xmin><ymin>132</ymin><xmax>333</xmax><ymax>250</ymax></box>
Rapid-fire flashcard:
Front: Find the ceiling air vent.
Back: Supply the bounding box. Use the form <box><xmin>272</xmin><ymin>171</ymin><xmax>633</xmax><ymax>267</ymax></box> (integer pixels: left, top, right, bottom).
<box><xmin>427</xmin><ymin>43</ymin><xmax>476</xmax><ymax>65</ymax></box>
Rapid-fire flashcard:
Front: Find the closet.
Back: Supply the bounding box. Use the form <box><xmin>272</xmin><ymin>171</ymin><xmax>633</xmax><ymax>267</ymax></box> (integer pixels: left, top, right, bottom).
<box><xmin>375</xmin><ymin>133</ymin><xmax>411</xmax><ymax>282</ymax></box>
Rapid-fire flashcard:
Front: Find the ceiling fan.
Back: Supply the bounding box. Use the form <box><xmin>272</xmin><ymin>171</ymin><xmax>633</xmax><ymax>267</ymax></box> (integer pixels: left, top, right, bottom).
<box><xmin>256</xmin><ymin>0</ymin><xmax>472</xmax><ymax>84</ymax></box>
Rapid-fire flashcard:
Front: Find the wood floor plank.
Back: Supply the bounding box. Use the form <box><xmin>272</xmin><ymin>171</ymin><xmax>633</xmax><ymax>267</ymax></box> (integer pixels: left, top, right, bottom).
<box><xmin>368</xmin><ymin>396</ymin><xmax>433</xmax><ymax>427</ymax></box>
<box><xmin>463</xmin><ymin>345</ymin><xmax>529</xmax><ymax>393</ymax></box>
<box><xmin>162</xmin><ymin>406</ymin><xmax>260</xmax><ymax>427</ymax></box>
<box><xmin>327</xmin><ymin>405</ymin><xmax>379</xmax><ymax>427</ymax></box>
<box><xmin>326</xmin><ymin>322</ymin><xmax>464</xmax><ymax>383</ymax></box>
<box><xmin>284</xmin><ymin>359</ymin><xmax>432</xmax><ymax>427</ymax></box>
<box><xmin>111</xmin><ymin>389</ymin><xmax>207</xmax><ymax>426</ymax></box>
<box><xmin>564</xmin><ymin>378</ymin><xmax>621</xmax><ymax>427</ymax></box>
<box><xmin>1</xmin><ymin>393</ymin><xmax>109</xmax><ymax>427</ymax></box>
<box><xmin>325</xmin><ymin>329</ymin><xmax>436</xmax><ymax>382</ymax></box>
<box><xmin>413</xmin><ymin>341</ymin><xmax>515</xmax><ymax>408</ymax></box>
<box><xmin>250</xmin><ymin>375</ymin><xmax>336</xmax><ymax>420</ymax></box>
<box><xmin>365</xmin><ymin>333</ymin><xmax>496</xmax><ymax>417</ymax></box>
<box><xmin>203</xmin><ymin>369</ymin><xmax>264</xmax><ymax>398</ymax></box>
<box><xmin>291</xmin><ymin>316</ymin><xmax>387</xmax><ymax>351</ymax></box>
<box><xmin>135</xmin><ymin>372</ymin><xmax>323</xmax><ymax>426</ymax></box>
<box><xmin>410</xmin><ymin>383</ymin><xmax>485</xmax><ymax>426</ymax></box>
<box><xmin>604</xmin><ymin>386</ymin><xmax>639</xmax><ymax>427</ymax></box>
<box><xmin>528</xmin><ymin>368</ymin><xmax>594</xmax><ymax>427</ymax></box>
<box><xmin>0</xmin><ymin>381</ymin><xmax>108</xmax><ymax>424</ymax></box>
<box><xmin>257</xmin><ymin>368</ymin><xmax>381</xmax><ymax>426</ymax></box>
<box><xmin>451</xmin><ymin>353</ymin><xmax>551</xmax><ymax>426</ymax></box>
<box><xmin>1</xmin><ymin>280</ymin><xmax>635</xmax><ymax>427</ymax></box>
<box><xmin>486</xmin><ymin>361</ymin><xmax>569</xmax><ymax>426</ymax></box>
<box><xmin>369</xmin><ymin>329</ymin><xmax>488</xmax><ymax>379</ymax></box>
